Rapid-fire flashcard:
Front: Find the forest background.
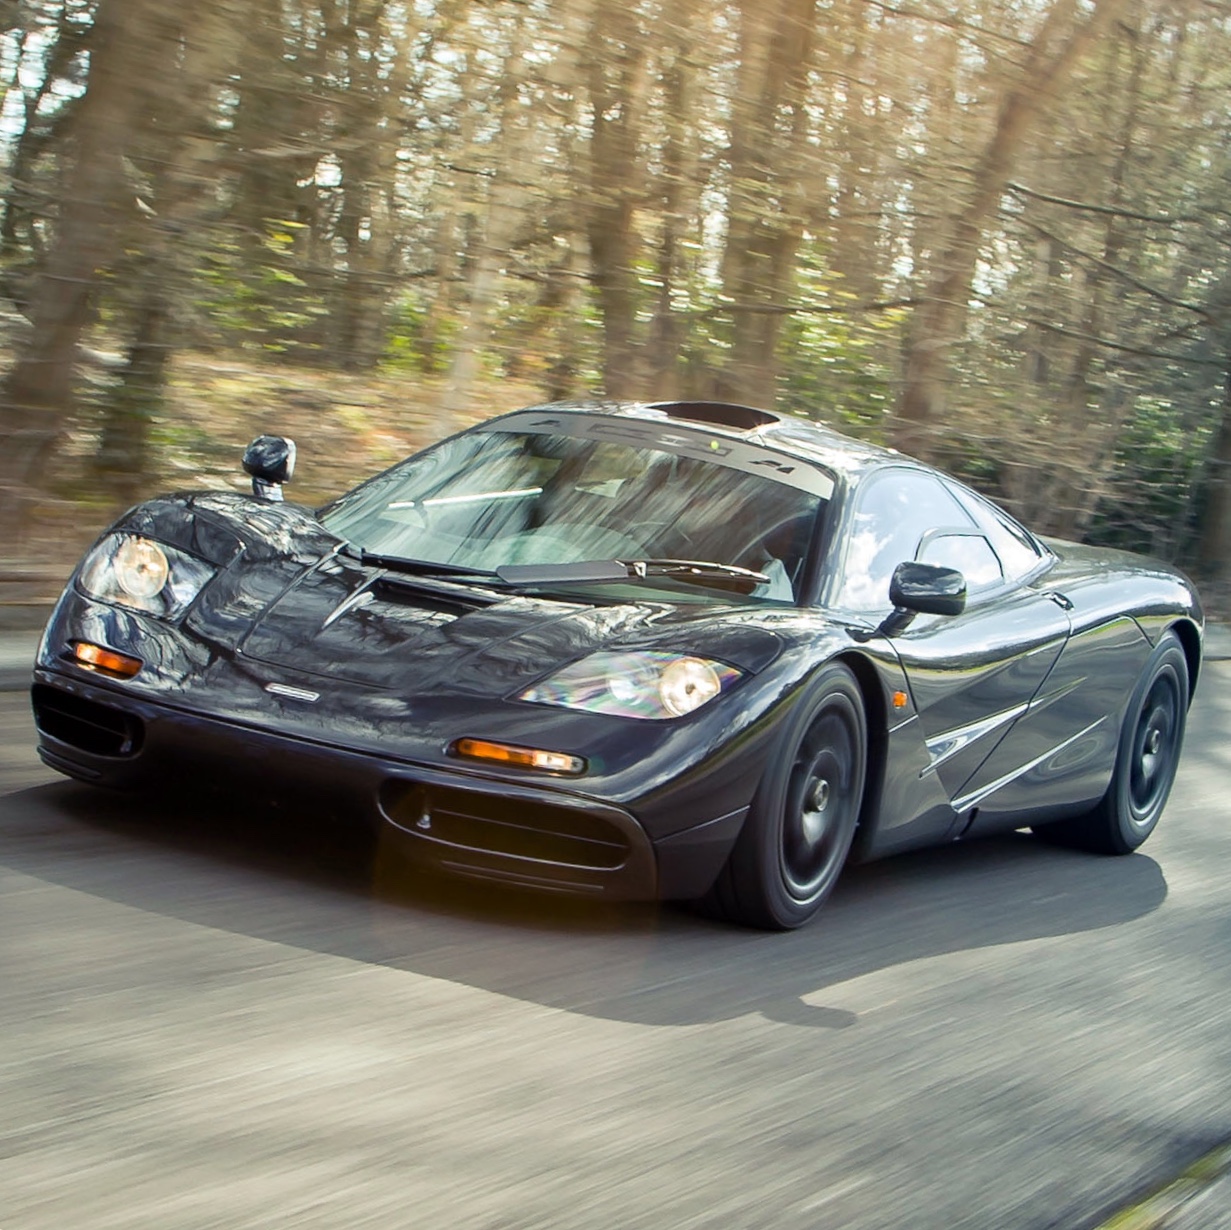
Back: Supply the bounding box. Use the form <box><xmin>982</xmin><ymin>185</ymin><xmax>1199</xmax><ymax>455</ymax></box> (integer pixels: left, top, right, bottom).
<box><xmin>1</xmin><ymin>0</ymin><xmax>1229</xmax><ymax>607</ymax></box>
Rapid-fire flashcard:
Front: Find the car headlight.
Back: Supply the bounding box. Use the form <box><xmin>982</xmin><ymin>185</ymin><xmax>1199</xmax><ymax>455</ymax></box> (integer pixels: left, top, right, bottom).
<box><xmin>113</xmin><ymin>536</ymin><xmax>169</xmax><ymax>598</ymax></box>
<box><xmin>78</xmin><ymin>533</ymin><xmax>217</xmax><ymax>619</ymax></box>
<box><xmin>519</xmin><ymin>650</ymin><xmax>742</xmax><ymax>719</ymax></box>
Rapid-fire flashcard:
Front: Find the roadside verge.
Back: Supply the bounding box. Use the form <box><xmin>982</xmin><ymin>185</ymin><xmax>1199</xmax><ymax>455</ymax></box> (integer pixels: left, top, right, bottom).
<box><xmin>1094</xmin><ymin>1138</ymin><xmax>1231</xmax><ymax>1230</ymax></box>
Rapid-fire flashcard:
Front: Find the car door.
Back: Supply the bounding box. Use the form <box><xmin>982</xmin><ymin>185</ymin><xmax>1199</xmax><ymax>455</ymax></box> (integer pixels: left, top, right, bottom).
<box><xmin>942</xmin><ymin>484</ymin><xmax>1153</xmax><ymax>831</ymax></box>
<box><xmin>832</xmin><ymin>467</ymin><xmax>1070</xmax><ymax>814</ymax></box>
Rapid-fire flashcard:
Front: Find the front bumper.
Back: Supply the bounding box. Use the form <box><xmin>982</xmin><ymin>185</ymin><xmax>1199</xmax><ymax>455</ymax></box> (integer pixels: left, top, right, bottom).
<box><xmin>31</xmin><ymin>668</ymin><xmax>746</xmax><ymax>901</ymax></box>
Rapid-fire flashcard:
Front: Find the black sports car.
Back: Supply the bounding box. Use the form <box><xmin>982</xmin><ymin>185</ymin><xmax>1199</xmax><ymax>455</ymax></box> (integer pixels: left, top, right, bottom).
<box><xmin>31</xmin><ymin>400</ymin><xmax>1203</xmax><ymax>928</ymax></box>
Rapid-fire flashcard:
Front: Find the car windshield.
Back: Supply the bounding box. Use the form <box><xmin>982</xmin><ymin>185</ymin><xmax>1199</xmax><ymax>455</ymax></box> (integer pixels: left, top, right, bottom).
<box><xmin>321</xmin><ymin>428</ymin><xmax>827</xmax><ymax>603</ymax></box>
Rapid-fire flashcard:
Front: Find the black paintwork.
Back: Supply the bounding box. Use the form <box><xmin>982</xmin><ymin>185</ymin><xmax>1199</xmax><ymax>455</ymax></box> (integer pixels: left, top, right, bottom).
<box><xmin>31</xmin><ymin>400</ymin><xmax>1204</xmax><ymax>905</ymax></box>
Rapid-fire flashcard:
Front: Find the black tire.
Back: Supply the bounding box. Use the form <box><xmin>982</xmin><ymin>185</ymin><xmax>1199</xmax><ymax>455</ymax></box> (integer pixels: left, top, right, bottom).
<box><xmin>1034</xmin><ymin>630</ymin><xmax>1188</xmax><ymax>855</ymax></box>
<box><xmin>703</xmin><ymin>662</ymin><xmax>867</xmax><ymax>930</ymax></box>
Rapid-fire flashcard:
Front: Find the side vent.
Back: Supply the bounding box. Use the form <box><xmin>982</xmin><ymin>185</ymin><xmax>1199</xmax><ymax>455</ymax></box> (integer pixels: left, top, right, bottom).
<box><xmin>647</xmin><ymin>401</ymin><xmax>781</xmax><ymax>432</ymax></box>
<box><xmin>381</xmin><ymin>782</ymin><xmax>632</xmax><ymax>871</ymax></box>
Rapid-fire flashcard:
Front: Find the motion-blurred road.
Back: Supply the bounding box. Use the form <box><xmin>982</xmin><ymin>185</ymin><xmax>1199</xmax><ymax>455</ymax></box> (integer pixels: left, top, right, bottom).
<box><xmin>2</xmin><ymin>669</ymin><xmax>1230</xmax><ymax>1229</ymax></box>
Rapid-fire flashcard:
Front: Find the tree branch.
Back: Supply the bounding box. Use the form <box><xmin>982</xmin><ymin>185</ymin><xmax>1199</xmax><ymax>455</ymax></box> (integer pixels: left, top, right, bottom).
<box><xmin>1022</xmin><ymin>218</ymin><xmax>1216</xmax><ymax>321</ymax></box>
<box><xmin>857</xmin><ymin>0</ymin><xmax>1032</xmax><ymax>51</ymax></box>
<box><xmin>1021</xmin><ymin>316</ymin><xmax>1223</xmax><ymax>365</ymax></box>
<box><xmin>701</xmin><ymin>297</ymin><xmax>917</xmax><ymax>319</ymax></box>
<box><xmin>1006</xmin><ymin>180</ymin><xmax>1198</xmax><ymax>225</ymax></box>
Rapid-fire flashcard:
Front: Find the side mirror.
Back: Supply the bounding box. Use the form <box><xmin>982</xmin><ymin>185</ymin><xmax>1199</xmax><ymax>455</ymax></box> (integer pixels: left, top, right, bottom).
<box><xmin>243</xmin><ymin>435</ymin><xmax>296</xmax><ymax>502</ymax></box>
<box><xmin>889</xmin><ymin>561</ymin><xmax>967</xmax><ymax>617</ymax></box>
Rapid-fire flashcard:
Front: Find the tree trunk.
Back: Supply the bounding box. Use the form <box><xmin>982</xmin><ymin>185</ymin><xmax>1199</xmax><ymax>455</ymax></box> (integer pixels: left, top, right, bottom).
<box><xmin>716</xmin><ymin>0</ymin><xmax>817</xmax><ymax>409</ymax></box>
<box><xmin>328</xmin><ymin>1</ymin><xmax>414</xmax><ymax>371</ymax></box>
<box><xmin>538</xmin><ymin>0</ymin><xmax>595</xmax><ymax>400</ymax></box>
<box><xmin>437</xmin><ymin>13</ymin><xmax>532</xmax><ymax>426</ymax></box>
<box><xmin>222</xmin><ymin>0</ymin><xmax>320</xmax><ymax>351</ymax></box>
<box><xmin>644</xmin><ymin>0</ymin><xmax>702</xmax><ymax>397</ymax></box>
<box><xmin>582</xmin><ymin>0</ymin><xmax>648</xmax><ymax>398</ymax></box>
<box><xmin>92</xmin><ymin>291</ymin><xmax>169</xmax><ymax>499</ymax></box>
<box><xmin>1197</xmin><ymin>362</ymin><xmax>1231</xmax><ymax>583</ymax></box>
<box><xmin>823</xmin><ymin>0</ymin><xmax>880</xmax><ymax>306</ymax></box>
<box><xmin>0</xmin><ymin>5</ymin><xmax>85</xmax><ymax>276</ymax></box>
<box><xmin>895</xmin><ymin>0</ymin><xmax>1124</xmax><ymax>459</ymax></box>
<box><xmin>90</xmin><ymin>0</ymin><xmax>243</xmax><ymax>498</ymax></box>
<box><xmin>0</xmin><ymin>0</ymin><xmax>162</xmax><ymax>536</ymax></box>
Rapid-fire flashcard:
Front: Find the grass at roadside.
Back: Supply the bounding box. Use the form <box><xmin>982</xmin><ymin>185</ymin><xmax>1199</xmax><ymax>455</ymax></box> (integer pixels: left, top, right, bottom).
<box><xmin>18</xmin><ymin>352</ymin><xmax>546</xmax><ymax>581</ymax></box>
<box><xmin>1095</xmin><ymin>1138</ymin><xmax>1231</xmax><ymax>1229</ymax></box>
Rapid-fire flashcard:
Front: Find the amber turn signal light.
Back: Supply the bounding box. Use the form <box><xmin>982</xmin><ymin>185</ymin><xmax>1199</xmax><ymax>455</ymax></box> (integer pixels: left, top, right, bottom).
<box><xmin>451</xmin><ymin>737</ymin><xmax>585</xmax><ymax>775</ymax></box>
<box><xmin>74</xmin><ymin>642</ymin><xmax>143</xmax><ymax>679</ymax></box>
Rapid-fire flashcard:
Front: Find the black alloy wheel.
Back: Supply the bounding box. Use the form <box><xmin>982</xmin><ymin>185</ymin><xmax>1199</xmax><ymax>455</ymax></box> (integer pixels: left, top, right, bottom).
<box><xmin>1035</xmin><ymin>629</ymin><xmax>1189</xmax><ymax>855</ymax></box>
<box><xmin>703</xmin><ymin>662</ymin><xmax>867</xmax><ymax>930</ymax></box>
<box><xmin>1125</xmin><ymin>671</ymin><xmax>1182</xmax><ymax>826</ymax></box>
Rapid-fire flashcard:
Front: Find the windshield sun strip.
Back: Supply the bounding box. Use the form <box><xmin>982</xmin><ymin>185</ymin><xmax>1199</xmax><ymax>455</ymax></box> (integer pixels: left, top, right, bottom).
<box><xmin>388</xmin><ymin>486</ymin><xmax>544</xmax><ymax>511</ymax></box>
<box><xmin>478</xmin><ymin>412</ymin><xmax>836</xmax><ymax>500</ymax></box>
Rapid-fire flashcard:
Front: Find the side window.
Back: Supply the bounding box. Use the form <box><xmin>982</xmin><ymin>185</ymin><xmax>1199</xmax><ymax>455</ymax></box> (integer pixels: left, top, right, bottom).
<box><xmin>945</xmin><ymin>482</ymin><xmax>1048</xmax><ymax>583</ymax></box>
<box><xmin>918</xmin><ymin>532</ymin><xmax>1003</xmax><ymax>591</ymax></box>
<box><xmin>836</xmin><ymin>469</ymin><xmax>971</xmax><ymax>612</ymax></box>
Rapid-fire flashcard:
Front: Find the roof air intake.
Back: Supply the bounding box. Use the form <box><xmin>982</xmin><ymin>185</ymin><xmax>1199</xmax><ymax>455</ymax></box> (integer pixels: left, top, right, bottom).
<box><xmin>647</xmin><ymin>401</ymin><xmax>781</xmax><ymax>432</ymax></box>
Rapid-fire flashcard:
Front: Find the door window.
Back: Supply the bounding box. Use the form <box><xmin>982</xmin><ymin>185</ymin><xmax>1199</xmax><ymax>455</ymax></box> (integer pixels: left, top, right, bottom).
<box><xmin>945</xmin><ymin>482</ymin><xmax>1049</xmax><ymax>583</ymax></box>
<box><xmin>918</xmin><ymin>531</ymin><xmax>1003</xmax><ymax>591</ymax></box>
<box><xmin>836</xmin><ymin>469</ymin><xmax>971</xmax><ymax>612</ymax></box>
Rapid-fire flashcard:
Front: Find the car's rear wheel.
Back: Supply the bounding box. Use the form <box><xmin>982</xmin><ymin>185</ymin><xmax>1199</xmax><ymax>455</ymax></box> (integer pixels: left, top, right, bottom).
<box><xmin>1033</xmin><ymin>630</ymin><xmax>1188</xmax><ymax>855</ymax></box>
<box><xmin>703</xmin><ymin>663</ymin><xmax>866</xmax><ymax>929</ymax></box>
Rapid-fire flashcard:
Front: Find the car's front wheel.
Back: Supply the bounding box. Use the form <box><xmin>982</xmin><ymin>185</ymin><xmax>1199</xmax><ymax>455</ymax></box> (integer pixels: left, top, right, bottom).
<box><xmin>703</xmin><ymin>663</ymin><xmax>867</xmax><ymax>929</ymax></box>
<box><xmin>1034</xmin><ymin>629</ymin><xmax>1189</xmax><ymax>855</ymax></box>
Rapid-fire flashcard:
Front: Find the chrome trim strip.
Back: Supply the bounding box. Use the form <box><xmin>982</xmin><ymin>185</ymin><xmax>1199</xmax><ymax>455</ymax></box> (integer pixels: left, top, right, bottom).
<box><xmin>921</xmin><ymin>702</ymin><xmax>1029</xmax><ymax>779</ymax></box>
<box><xmin>951</xmin><ymin>716</ymin><xmax>1107</xmax><ymax>813</ymax></box>
<box><xmin>1025</xmin><ymin>674</ymin><xmax>1085</xmax><ymax>716</ymax></box>
<box><xmin>265</xmin><ymin>682</ymin><xmax>321</xmax><ymax>703</ymax></box>
<box><xmin>321</xmin><ymin>586</ymin><xmax>375</xmax><ymax>630</ymax></box>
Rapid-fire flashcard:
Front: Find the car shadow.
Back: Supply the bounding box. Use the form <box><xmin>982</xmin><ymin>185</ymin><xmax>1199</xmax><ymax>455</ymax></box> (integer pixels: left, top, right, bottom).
<box><xmin>0</xmin><ymin>779</ymin><xmax>1167</xmax><ymax>1029</ymax></box>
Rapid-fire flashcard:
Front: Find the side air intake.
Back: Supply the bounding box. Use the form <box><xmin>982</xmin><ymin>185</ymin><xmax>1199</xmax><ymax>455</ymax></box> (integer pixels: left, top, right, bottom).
<box><xmin>32</xmin><ymin>685</ymin><xmax>143</xmax><ymax>757</ymax></box>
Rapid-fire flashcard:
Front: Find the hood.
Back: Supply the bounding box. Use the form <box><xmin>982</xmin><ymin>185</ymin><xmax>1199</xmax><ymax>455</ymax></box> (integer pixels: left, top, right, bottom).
<box><xmin>232</xmin><ymin>554</ymin><xmax>784</xmax><ymax>698</ymax></box>
<box><xmin>112</xmin><ymin>491</ymin><xmax>784</xmax><ymax>698</ymax></box>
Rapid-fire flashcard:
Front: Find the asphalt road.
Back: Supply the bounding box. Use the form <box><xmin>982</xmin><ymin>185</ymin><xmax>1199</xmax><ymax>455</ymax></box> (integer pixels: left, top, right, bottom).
<box><xmin>2</xmin><ymin>671</ymin><xmax>1230</xmax><ymax>1230</ymax></box>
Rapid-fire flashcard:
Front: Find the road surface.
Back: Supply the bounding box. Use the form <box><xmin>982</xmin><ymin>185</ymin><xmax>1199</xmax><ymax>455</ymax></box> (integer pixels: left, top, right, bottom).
<box><xmin>2</xmin><ymin>669</ymin><xmax>1229</xmax><ymax>1229</ymax></box>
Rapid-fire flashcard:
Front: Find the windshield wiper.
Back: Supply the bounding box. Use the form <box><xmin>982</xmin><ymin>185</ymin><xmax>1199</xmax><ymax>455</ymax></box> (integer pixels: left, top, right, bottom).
<box><xmin>358</xmin><ymin>550</ymin><xmax>503</xmax><ymax>583</ymax></box>
<box><xmin>626</xmin><ymin>558</ymin><xmax>770</xmax><ymax>584</ymax></box>
<box><xmin>494</xmin><ymin>558</ymin><xmax>769</xmax><ymax>587</ymax></box>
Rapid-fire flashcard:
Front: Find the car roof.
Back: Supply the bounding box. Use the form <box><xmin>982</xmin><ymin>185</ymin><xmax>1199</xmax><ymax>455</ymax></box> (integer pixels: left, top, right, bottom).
<box><xmin>494</xmin><ymin>398</ymin><xmax>905</xmax><ymax>482</ymax></box>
